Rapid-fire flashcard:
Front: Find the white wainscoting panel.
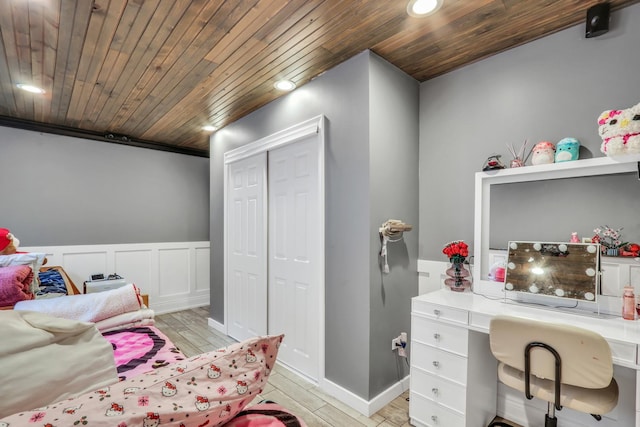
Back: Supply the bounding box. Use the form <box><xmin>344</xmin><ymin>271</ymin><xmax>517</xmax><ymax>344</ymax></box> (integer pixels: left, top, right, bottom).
<box><xmin>22</xmin><ymin>242</ymin><xmax>210</xmax><ymax>314</ymax></box>
<box><xmin>159</xmin><ymin>248</ymin><xmax>190</xmax><ymax>297</ymax></box>
<box><xmin>195</xmin><ymin>248</ymin><xmax>211</xmax><ymax>292</ymax></box>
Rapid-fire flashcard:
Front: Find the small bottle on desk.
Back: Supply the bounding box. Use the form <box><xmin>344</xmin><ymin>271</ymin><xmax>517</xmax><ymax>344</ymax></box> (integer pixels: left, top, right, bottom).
<box><xmin>622</xmin><ymin>286</ymin><xmax>636</xmax><ymax>320</ymax></box>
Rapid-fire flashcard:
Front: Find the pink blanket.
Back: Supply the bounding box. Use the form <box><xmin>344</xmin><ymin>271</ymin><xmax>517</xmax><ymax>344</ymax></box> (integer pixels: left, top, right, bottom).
<box><xmin>102</xmin><ymin>325</ymin><xmax>185</xmax><ymax>381</ymax></box>
<box><xmin>0</xmin><ymin>265</ymin><xmax>34</xmax><ymax>306</ymax></box>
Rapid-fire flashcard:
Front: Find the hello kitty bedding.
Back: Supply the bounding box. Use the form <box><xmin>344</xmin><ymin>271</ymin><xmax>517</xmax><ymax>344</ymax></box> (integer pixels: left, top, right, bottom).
<box><xmin>0</xmin><ymin>334</ymin><xmax>286</xmax><ymax>426</ymax></box>
<box><xmin>103</xmin><ymin>325</ymin><xmax>186</xmax><ymax>381</ymax></box>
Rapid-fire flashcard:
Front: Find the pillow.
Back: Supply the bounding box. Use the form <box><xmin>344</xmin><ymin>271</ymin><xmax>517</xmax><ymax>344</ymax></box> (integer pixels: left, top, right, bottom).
<box><xmin>0</xmin><ymin>252</ymin><xmax>46</xmax><ymax>293</ymax></box>
<box><xmin>0</xmin><ymin>311</ymin><xmax>119</xmax><ymax>418</ymax></box>
<box><xmin>0</xmin><ymin>334</ymin><xmax>284</xmax><ymax>426</ymax></box>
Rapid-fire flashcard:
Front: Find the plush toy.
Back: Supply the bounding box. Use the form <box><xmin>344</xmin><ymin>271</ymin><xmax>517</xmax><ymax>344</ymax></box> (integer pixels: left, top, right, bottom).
<box><xmin>482</xmin><ymin>154</ymin><xmax>506</xmax><ymax>171</ymax></box>
<box><xmin>531</xmin><ymin>141</ymin><xmax>555</xmax><ymax>165</ymax></box>
<box><xmin>598</xmin><ymin>102</ymin><xmax>640</xmax><ymax>156</ymax></box>
<box><xmin>0</xmin><ymin>228</ymin><xmax>20</xmax><ymax>255</ymax></box>
<box><xmin>555</xmin><ymin>137</ymin><xmax>580</xmax><ymax>162</ymax></box>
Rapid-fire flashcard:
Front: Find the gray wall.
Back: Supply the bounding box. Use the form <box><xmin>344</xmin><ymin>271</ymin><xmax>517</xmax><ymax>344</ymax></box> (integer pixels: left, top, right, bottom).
<box><xmin>419</xmin><ymin>2</ymin><xmax>640</xmax><ymax>260</ymax></box>
<box><xmin>368</xmin><ymin>54</ymin><xmax>419</xmax><ymax>396</ymax></box>
<box><xmin>209</xmin><ymin>51</ymin><xmax>419</xmax><ymax>400</ymax></box>
<box><xmin>0</xmin><ymin>127</ymin><xmax>209</xmax><ymax>245</ymax></box>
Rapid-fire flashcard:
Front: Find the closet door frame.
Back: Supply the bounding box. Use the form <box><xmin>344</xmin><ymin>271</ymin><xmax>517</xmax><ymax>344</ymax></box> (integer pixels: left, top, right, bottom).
<box><xmin>223</xmin><ymin>115</ymin><xmax>326</xmax><ymax>383</ymax></box>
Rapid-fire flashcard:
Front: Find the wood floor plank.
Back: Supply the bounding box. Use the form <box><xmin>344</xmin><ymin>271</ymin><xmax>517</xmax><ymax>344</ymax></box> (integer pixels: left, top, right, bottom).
<box><xmin>260</xmin><ymin>389</ymin><xmax>333</xmax><ymax>427</ymax></box>
<box><xmin>313</xmin><ymin>404</ymin><xmax>369</xmax><ymax>427</ymax></box>
<box><xmin>266</xmin><ymin>373</ymin><xmax>326</xmax><ymax>412</ymax></box>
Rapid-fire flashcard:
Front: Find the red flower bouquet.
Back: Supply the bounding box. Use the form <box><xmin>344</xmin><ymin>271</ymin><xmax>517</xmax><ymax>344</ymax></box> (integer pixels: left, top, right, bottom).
<box><xmin>442</xmin><ymin>240</ymin><xmax>469</xmax><ymax>263</ymax></box>
<box><xmin>442</xmin><ymin>240</ymin><xmax>471</xmax><ymax>292</ymax></box>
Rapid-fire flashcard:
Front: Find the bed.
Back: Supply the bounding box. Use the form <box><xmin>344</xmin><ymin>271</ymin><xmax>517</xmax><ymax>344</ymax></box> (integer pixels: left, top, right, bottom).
<box><xmin>0</xmin><ymin>283</ymin><xmax>306</xmax><ymax>426</ymax></box>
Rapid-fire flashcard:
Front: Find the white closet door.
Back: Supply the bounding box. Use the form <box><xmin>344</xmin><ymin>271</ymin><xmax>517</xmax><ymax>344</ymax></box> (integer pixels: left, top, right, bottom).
<box><xmin>268</xmin><ymin>136</ymin><xmax>320</xmax><ymax>381</ymax></box>
<box><xmin>226</xmin><ymin>153</ymin><xmax>267</xmax><ymax>342</ymax></box>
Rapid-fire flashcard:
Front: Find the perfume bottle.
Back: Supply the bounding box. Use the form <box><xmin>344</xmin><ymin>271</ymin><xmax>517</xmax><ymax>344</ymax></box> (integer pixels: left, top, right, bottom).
<box><xmin>622</xmin><ymin>286</ymin><xmax>636</xmax><ymax>320</ymax></box>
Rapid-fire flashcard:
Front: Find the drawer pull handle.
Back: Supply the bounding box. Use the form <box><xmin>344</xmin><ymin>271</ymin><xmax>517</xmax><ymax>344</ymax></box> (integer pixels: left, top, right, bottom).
<box><xmin>433</xmin><ymin>309</ymin><xmax>441</xmax><ymax>316</ymax></box>
<box><xmin>432</xmin><ymin>387</ymin><xmax>439</xmax><ymax>395</ymax></box>
<box><xmin>431</xmin><ymin>415</ymin><xmax>438</xmax><ymax>422</ymax></box>
<box><xmin>433</xmin><ymin>333</ymin><xmax>440</xmax><ymax>340</ymax></box>
<box><xmin>432</xmin><ymin>361</ymin><xmax>439</xmax><ymax>368</ymax></box>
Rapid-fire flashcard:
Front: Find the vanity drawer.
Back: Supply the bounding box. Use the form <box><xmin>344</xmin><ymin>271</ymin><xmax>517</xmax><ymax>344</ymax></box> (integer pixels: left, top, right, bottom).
<box><xmin>409</xmin><ymin>392</ymin><xmax>465</xmax><ymax>427</ymax></box>
<box><xmin>410</xmin><ymin>368</ymin><xmax>466</xmax><ymax>414</ymax></box>
<box><xmin>413</xmin><ymin>300</ymin><xmax>468</xmax><ymax>325</ymax></box>
<box><xmin>412</xmin><ymin>340</ymin><xmax>467</xmax><ymax>385</ymax></box>
<box><xmin>412</xmin><ymin>315</ymin><xmax>469</xmax><ymax>357</ymax></box>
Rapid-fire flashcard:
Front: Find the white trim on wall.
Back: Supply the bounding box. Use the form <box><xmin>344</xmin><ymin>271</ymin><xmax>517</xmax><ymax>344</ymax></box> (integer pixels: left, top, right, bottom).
<box><xmin>22</xmin><ymin>241</ymin><xmax>210</xmax><ymax>315</ymax></box>
<box><xmin>321</xmin><ymin>375</ymin><xmax>411</xmax><ymax>417</ymax></box>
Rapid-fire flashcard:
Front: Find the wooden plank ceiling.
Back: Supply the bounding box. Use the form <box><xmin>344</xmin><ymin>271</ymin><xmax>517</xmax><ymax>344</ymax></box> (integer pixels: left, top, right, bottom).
<box><xmin>0</xmin><ymin>0</ymin><xmax>636</xmax><ymax>156</ymax></box>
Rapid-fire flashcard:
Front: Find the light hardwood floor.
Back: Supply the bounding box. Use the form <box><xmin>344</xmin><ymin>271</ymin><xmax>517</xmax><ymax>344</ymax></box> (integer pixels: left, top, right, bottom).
<box><xmin>155</xmin><ymin>306</ymin><xmax>411</xmax><ymax>427</ymax></box>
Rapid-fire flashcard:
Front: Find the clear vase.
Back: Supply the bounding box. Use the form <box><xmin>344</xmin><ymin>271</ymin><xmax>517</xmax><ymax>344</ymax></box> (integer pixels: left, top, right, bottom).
<box><xmin>444</xmin><ymin>260</ymin><xmax>472</xmax><ymax>292</ymax></box>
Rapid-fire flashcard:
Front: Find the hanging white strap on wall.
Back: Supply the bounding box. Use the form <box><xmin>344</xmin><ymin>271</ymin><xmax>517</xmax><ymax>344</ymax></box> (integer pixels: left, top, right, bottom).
<box><xmin>379</xmin><ymin>219</ymin><xmax>412</xmax><ymax>273</ymax></box>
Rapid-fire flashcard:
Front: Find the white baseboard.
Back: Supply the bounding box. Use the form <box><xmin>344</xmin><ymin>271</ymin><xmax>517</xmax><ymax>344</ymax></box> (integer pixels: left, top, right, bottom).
<box><xmin>152</xmin><ymin>297</ymin><xmax>209</xmax><ymax>315</ymax></box>
<box><xmin>208</xmin><ymin>316</ymin><xmax>226</xmax><ymax>334</ymax></box>
<box><xmin>321</xmin><ymin>375</ymin><xmax>410</xmax><ymax>417</ymax></box>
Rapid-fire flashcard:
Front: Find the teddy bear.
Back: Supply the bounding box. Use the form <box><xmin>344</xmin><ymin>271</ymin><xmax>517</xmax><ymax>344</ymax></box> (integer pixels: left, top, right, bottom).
<box><xmin>531</xmin><ymin>141</ymin><xmax>556</xmax><ymax>165</ymax></box>
<box><xmin>598</xmin><ymin>102</ymin><xmax>640</xmax><ymax>156</ymax></box>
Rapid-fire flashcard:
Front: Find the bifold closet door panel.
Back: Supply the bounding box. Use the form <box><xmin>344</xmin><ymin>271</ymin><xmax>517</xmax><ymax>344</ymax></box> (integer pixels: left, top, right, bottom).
<box><xmin>226</xmin><ymin>152</ymin><xmax>268</xmax><ymax>342</ymax></box>
<box><xmin>268</xmin><ymin>135</ymin><xmax>321</xmax><ymax>381</ymax></box>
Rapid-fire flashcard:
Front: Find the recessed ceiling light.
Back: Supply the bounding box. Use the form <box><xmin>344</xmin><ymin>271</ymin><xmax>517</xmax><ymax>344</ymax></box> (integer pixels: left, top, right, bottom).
<box><xmin>202</xmin><ymin>125</ymin><xmax>218</xmax><ymax>132</ymax></box>
<box><xmin>274</xmin><ymin>80</ymin><xmax>296</xmax><ymax>91</ymax></box>
<box><xmin>407</xmin><ymin>0</ymin><xmax>443</xmax><ymax>17</ymax></box>
<box><xmin>16</xmin><ymin>83</ymin><xmax>45</xmax><ymax>94</ymax></box>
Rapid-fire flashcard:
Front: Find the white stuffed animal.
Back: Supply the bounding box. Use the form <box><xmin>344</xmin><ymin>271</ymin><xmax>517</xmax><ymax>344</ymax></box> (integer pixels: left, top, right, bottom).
<box><xmin>598</xmin><ymin>102</ymin><xmax>640</xmax><ymax>156</ymax></box>
<box><xmin>531</xmin><ymin>141</ymin><xmax>555</xmax><ymax>165</ymax></box>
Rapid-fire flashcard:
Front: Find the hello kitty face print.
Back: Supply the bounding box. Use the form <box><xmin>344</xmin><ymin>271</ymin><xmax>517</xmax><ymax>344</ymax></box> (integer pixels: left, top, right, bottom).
<box><xmin>143</xmin><ymin>412</ymin><xmax>161</xmax><ymax>427</ymax></box>
<box><xmin>207</xmin><ymin>364</ymin><xmax>221</xmax><ymax>379</ymax></box>
<box><xmin>63</xmin><ymin>404</ymin><xmax>82</xmax><ymax>414</ymax></box>
<box><xmin>195</xmin><ymin>396</ymin><xmax>210</xmax><ymax>411</ymax></box>
<box><xmin>236</xmin><ymin>380</ymin><xmax>248</xmax><ymax>395</ymax></box>
<box><xmin>161</xmin><ymin>381</ymin><xmax>177</xmax><ymax>397</ymax></box>
<box><xmin>123</xmin><ymin>387</ymin><xmax>140</xmax><ymax>395</ymax></box>
<box><xmin>246</xmin><ymin>349</ymin><xmax>257</xmax><ymax>363</ymax></box>
<box><xmin>105</xmin><ymin>402</ymin><xmax>125</xmax><ymax>416</ymax></box>
<box><xmin>598</xmin><ymin>102</ymin><xmax>640</xmax><ymax>155</ymax></box>
<box><xmin>220</xmin><ymin>404</ymin><xmax>231</xmax><ymax>418</ymax></box>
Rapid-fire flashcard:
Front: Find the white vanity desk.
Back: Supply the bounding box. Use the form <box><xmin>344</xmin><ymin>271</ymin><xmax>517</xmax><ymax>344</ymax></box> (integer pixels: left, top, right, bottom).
<box><xmin>409</xmin><ymin>289</ymin><xmax>640</xmax><ymax>427</ymax></box>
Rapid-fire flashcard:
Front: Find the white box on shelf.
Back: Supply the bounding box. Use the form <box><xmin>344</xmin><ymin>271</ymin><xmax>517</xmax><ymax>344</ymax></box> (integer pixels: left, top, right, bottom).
<box><xmin>84</xmin><ymin>278</ymin><xmax>128</xmax><ymax>293</ymax></box>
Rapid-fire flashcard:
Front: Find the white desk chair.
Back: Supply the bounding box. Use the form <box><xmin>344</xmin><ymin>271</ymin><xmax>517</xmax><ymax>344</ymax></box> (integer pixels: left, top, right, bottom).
<box><xmin>488</xmin><ymin>315</ymin><xmax>619</xmax><ymax>427</ymax></box>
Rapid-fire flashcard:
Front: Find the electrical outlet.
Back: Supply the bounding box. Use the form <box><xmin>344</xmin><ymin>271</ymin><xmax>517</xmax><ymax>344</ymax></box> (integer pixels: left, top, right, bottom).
<box><xmin>392</xmin><ymin>333</ymin><xmax>408</xmax><ymax>357</ymax></box>
<box><xmin>392</xmin><ymin>337</ymin><xmax>401</xmax><ymax>351</ymax></box>
<box><xmin>398</xmin><ymin>332</ymin><xmax>407</xmax><ymax>357</ymax></box>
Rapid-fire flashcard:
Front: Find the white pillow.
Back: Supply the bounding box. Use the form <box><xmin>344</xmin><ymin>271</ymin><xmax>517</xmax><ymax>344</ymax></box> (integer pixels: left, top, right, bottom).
<box><xmin>0</xmin><ymin>252</ymin><xmax>46</xmax><ymax>293</ymax></box>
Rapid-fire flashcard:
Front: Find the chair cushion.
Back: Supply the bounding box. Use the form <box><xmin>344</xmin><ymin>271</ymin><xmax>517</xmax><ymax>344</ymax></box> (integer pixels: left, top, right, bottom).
<box><xmin>498</xmin><ymin>362</ymin><xmax>619</xmax><ymax>415</ymax></box>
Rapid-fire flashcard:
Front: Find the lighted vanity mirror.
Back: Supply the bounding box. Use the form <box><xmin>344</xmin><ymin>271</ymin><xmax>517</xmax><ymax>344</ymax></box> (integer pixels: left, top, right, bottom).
<box><xmin>504</xmin><ymin>241</ymin><xmax>600</xmax><ymax>303</ymax></box>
